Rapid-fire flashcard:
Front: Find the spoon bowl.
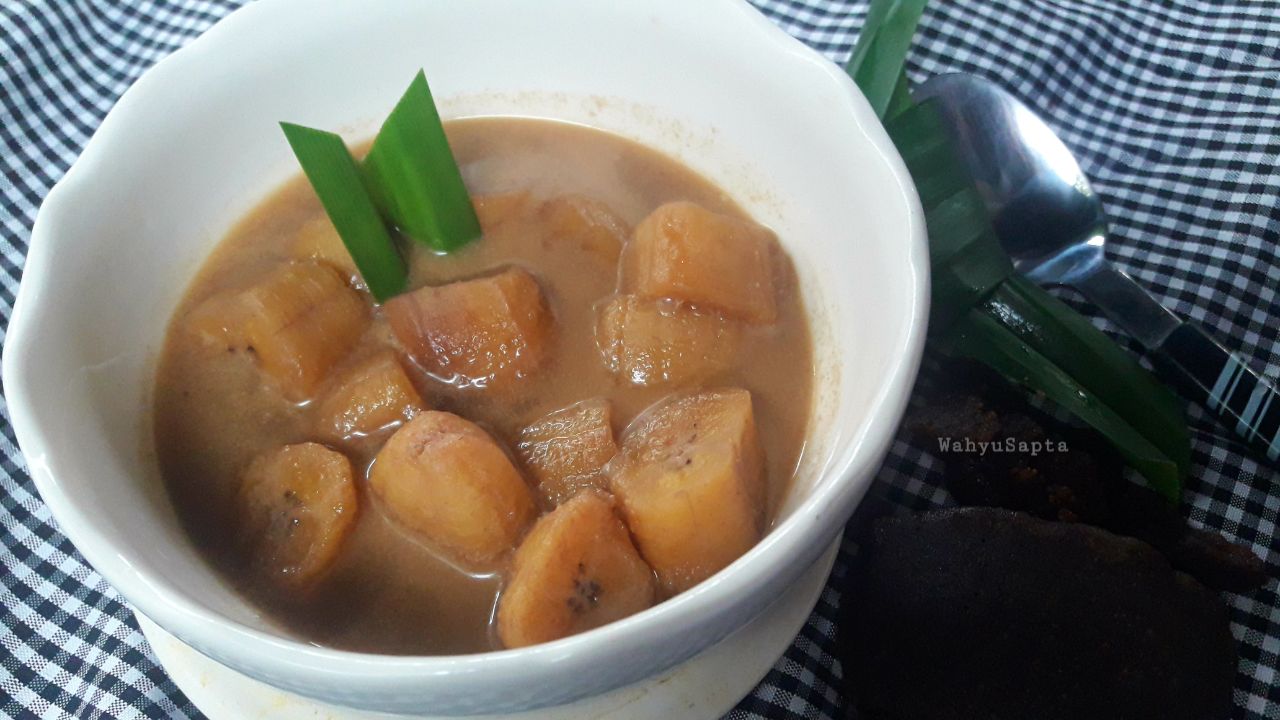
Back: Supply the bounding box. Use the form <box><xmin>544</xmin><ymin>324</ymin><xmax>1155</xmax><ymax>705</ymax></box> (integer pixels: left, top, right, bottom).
<box><xmin>915</xmin><ymin>73</ymin><xmax>1108</xmax><ymax>283</ymax></box>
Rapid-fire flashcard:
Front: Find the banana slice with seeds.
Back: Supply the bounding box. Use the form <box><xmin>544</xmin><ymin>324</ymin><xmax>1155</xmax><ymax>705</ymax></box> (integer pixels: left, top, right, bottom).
<box><xmin>498</xmin><ymin>490</ymin><xmax>655</xmax><ymax>648</ymax></box>
<box><xmin>237</xmin><ymin>442</ymin><xmax>358</xmax><ymax>588</ymax></box>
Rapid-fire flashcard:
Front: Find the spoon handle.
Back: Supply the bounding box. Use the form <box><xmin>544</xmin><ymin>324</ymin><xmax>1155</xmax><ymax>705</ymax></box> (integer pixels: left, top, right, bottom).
<box><xmin>1153</xmin><ymin>323</ymin><xmax>1280</xmax><ymax>464</ymax></box>
<box><xmin>1073</xmin><ymin>264</ymin><xmax>1280</xmax><ymax>464</ymax></box>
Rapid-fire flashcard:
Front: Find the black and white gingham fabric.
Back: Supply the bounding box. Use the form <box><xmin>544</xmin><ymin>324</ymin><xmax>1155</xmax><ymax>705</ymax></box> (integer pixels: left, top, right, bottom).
<box><xmin>2</xmin><ymin>1</ymin><xmax>1278</xmax><ymax>718</ymax></box>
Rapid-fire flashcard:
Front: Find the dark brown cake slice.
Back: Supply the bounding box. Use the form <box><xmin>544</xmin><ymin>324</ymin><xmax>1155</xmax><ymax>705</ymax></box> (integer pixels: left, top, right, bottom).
<box><xmin>845</xmin><ymin>508</ymin><xmax>1236</xmax><ymax>720</ymax></box>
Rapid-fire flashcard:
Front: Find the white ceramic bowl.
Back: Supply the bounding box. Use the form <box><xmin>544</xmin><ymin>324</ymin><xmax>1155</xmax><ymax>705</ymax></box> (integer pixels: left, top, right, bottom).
<box><xmin>2</xmin><ymin>0</ymin><xmax>927</xmax><ymax>715</ymax></box>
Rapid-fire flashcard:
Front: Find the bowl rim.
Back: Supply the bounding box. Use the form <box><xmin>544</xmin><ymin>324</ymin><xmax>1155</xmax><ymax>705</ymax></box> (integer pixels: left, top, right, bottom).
<box><xmin>2</xmin><ymin>0</ymin><xmax>928</xmax><ymax>682</ymax></box>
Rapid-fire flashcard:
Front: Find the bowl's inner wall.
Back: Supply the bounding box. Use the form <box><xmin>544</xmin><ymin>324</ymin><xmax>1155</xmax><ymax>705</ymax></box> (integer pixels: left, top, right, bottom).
<box><xmin>24</xmin><ymin>0</ymin><xmax>918</xmax><ymax>648</ymax></box>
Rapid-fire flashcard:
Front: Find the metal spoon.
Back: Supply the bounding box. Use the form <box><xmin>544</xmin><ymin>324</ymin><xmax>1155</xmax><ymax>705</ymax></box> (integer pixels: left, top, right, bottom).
<box><xmin>915</xmin><ymin>73</ymin><xmax>1280</xmax><ymax>464</ymax></box>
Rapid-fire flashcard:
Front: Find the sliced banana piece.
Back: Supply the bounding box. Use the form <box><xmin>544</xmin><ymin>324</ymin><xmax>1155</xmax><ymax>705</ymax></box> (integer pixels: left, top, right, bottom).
<box><xmin>516</xmin><ymin>397</ymin><xmax>617</xmax><ymax>506</ymax></box>
<box><xmin>608</xmin><ymin>388</ymin><xmax>765</xmax><ymax>594</ymax></box>
<box><xmin>314</xmin><ymin>350</ymin><xmax>425</xmax><ymax>445</ymax></box>
<box><xmin>498</xmin><ymin>491</ymin><xmax>655</xmax><ymax>648</ymax></box>
<box><xmin>238</xmin><ymin>442</ymin><xmax>358</xmax><ymax>587</ymax></box>
<box><xmin>369</xmin><ymin>411</ymin><xmax>537</xmax><ymax>568</ymax></box>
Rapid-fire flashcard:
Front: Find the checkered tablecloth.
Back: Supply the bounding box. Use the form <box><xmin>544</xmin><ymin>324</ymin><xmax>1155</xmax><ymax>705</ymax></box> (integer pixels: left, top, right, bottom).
<box><xmin>2</xmin><ymin>1</ymin><xmax>1278</xmax><ymax>718</ymax></box>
